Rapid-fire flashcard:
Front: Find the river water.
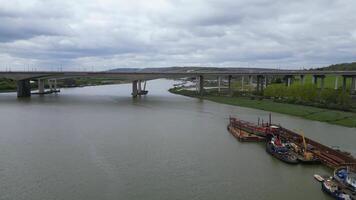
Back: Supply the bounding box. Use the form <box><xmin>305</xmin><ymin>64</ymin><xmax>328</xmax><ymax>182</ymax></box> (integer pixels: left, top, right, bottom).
<box><xmin>0</xmin><ymin>79</ymin><xmax>355</xmax><ymax>200</ymax></box>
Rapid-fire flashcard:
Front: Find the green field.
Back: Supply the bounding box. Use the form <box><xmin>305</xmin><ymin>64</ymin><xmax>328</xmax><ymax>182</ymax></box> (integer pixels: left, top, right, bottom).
<box><xmin>169</xmin><ymin>88</ymin><xmax>356</xmax><ymax>128</ymax></box>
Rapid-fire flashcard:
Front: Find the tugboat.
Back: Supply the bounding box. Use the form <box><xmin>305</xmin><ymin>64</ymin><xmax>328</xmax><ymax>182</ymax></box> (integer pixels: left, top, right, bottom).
<box><xmin>334</xmin><ymin>167</ymin><xmax>356</xmax><ymax>192</ymax></box>
<box><xmin>321</xmin><ymin>178</ymin><xmax>354</xmax><ymax>200</ymax></box>
<box><xmin>266</xmin><ymin>136</ymin><xmax>299</xmax><ymax>164</ymax></box>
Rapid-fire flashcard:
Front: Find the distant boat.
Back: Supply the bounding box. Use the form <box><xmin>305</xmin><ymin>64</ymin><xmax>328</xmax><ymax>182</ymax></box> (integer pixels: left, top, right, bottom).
<box><xmin>321</xmin><ymin>178</ymin><xmax>354</xmax><ymax>200</ymax></box>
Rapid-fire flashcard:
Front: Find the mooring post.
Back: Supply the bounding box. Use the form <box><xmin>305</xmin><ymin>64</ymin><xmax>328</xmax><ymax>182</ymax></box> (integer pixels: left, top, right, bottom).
<box><xmin>17</xmin><ymin>79</ymin><xmax>31</xmax><ymax>98</ymax></box>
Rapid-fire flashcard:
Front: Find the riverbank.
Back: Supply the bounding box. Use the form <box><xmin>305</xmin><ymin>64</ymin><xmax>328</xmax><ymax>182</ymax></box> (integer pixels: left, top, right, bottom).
<box><xmin>0</xmin><ymin>78</ymin><xmax>128</xmax><ymax>93</ymax></box>
<box><xmin>169</xmin><ymin>88</ymin><xmax>356</xmax><ymax>128</ymax></box>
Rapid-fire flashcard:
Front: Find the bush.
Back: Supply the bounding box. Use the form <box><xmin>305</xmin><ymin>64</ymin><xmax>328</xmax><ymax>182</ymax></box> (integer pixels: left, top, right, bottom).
<box><xmin>264</xmin><ymin>83</ymin><xmax>352</xmax><ymax>110</ymax></box>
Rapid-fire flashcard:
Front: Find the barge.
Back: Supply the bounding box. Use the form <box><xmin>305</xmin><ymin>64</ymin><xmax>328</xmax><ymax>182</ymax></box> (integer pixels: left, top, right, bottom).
<box><xmin>228</xmin><ymin>116</ymin><xmax>356</xmax><ymax>171</ymax></box>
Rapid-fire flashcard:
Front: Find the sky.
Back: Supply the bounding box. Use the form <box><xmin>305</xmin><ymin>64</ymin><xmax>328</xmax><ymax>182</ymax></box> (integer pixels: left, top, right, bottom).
<box><xmin>0</xmin><ymin>0</ymin><xmax>355</xmax><ymax>71</ymax></box>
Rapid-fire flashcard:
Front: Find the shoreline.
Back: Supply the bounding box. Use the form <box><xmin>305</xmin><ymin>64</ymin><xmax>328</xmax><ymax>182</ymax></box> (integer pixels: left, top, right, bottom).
<box><xmin>169</xmin><ymin>88</ymin><xmax>356</xmax><ymax>128</ymax></box>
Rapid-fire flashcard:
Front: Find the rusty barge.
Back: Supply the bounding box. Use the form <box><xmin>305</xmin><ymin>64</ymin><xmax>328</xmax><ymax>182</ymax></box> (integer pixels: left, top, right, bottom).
<box><xmin>227</xmin><ymin>116</ymin><xmax>356</xmax><ymax>171</ymax></box>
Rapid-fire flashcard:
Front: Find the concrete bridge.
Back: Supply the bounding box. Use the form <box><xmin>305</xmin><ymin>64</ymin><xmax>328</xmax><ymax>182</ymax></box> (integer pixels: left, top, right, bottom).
<box><xmin>0</xmin><ymin>70</ymin><xmax>356</xmax><ymax>98</ymax></box>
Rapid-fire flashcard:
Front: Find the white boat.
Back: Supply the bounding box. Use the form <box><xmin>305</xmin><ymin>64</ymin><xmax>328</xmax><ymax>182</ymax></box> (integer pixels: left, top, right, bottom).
<box><xmin>314</xmin><ymin>174</ymin><xmax>324</xmax><ymax>182</ymax></box>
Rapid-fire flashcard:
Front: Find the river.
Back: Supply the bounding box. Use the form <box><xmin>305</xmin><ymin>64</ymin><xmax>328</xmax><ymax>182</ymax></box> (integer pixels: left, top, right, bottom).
<box><xmin>0</xmin><ymin>79</ymin><xmax>355</xmax><ymax>200</ymax></box>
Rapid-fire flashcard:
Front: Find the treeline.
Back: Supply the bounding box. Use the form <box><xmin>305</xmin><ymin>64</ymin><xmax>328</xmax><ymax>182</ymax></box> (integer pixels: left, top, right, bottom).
<box><xmin>0</xmin><ymin>78</ymin><xmax>16</xmax><ymax>91</ymax></box>
<box><xmin>264</xmin><ymin>84</ymin><xmax>352</xmax><ymax>110</ymax></box>
<box><xmin>317</xmin><ymin>62</ymin><xmax>356</xmax><ymax>71</ymax></box>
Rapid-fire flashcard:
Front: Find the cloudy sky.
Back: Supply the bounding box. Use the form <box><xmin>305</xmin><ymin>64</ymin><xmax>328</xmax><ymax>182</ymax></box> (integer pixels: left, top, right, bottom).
<box><xmin>0</xmin><ymin>0</ymin><xmax>355</xmax><ymax>71</ymax></box>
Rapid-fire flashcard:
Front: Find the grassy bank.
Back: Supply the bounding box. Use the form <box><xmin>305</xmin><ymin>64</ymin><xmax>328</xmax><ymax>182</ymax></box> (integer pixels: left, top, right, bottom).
<box><xmin>169</xmin><ymin>88</ymin><xmax>356</xmax><ymax>128</ymax></box>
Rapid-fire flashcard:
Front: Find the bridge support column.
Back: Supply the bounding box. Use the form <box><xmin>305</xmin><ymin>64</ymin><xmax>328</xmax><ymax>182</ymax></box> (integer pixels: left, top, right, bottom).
<box><xmin>17</xmin><ymin>79</ymin><xmax>31</xmax><ymax>98</ymax></box>
<box><xmin>334</xmin><ymin>76</ymin><xmax>339</xmax><ymax>90</ymax></box>
<box><xmin>260</xmin><ymin>76</ymin><xmax>264</xmax><ymax>93</ymax></box>
<box><xmin>198</xmin><ymin>75</ymin><xmax>204</xmax><ymax>96</ymax></box>
<box><xmin>256</xmin><ymin>76</ymin><xmax>260</xmax><ymax>93</ymax></box>
<box><xmin>286</xmin><ymin>76</ymin><xmax>292</xmax><ymax>87</ymax></box>
<box><xmin>38</xmin><ymin>79</ymin><xmax>45</xmax><ymax>94</ymax></box>
<box><xmin>342</xmin><ymin>76</ymin><xmax>347</xmax><ymax>93</ymax></box>
<box><xmin>248</xmin><ymin>75</ymin><xmax>253</xmax><ymax>92</ymax></box>
<box><xmin>300</xmin><ymin>75</ymin><xmax>305</xmax><ymax>85</ymax></box>
<box><xmin>228</xmin><ymin>75</ymin><xmax>232</xmax><ymax>95</ymax></box>
<box><xmin>320</xmin><ymin>76</ymin><xmax>325</xmax><ymax>90</ymax></box>
<box><xmin>132</xmin><ymin>80</ymin><xmax>138</xmax><ymax>98</ymax></box>
<box><xmin>138</xmin><ymin>80</ymin><xmax>142</xmax><ymax>94</ymax></box>
<box><xmin>217</xmin><ymin>76</ymin><xmax>221</xmax><ymax>93</ymax></box>
<box><xmin>312</xmin><ymin>75</ymin><xmax>317</xmax><ymax>85</ymax></box>
<box><xmin>241</xmin><ymin>76</ymin><xmax>244</xmax><ymax>91</ymax></box>
<box><xmin>351</xmin><ymin>77</ymin><xmax>356</xmax><ymax>94</ymax></box>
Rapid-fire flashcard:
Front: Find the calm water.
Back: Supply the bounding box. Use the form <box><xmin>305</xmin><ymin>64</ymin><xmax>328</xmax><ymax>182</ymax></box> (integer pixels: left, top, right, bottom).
<box><xmin>0</xmin><ymin>79</ymin><xmax>355</xmax><ymax>200</ymax></box>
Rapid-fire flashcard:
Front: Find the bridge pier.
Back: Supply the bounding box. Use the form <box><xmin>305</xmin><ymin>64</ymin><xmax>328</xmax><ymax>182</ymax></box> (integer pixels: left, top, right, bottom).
<box><xmin>256</xmin><ymin>75</ymin><xmax>264</xmax><ymax>93</ymax></box>
<box><xmin>342</xmin><ymin>76</ymin><xmax>347</xmax><ymax>93</ymax></box>
<box><xmin>334</xmin><ymin>76</ymin><xmax>339</xmax><ymax>90</ymax></box>
<box><xmin>132</xmin><ymin>80</ymin><xmax>138</xmax><ymax>98</ymax></box>
<box><xmin>38</xmin><ymin>79</ymin><xmax>45</xmax><ymax>94</ymax></box>
<box><xmin>285</xmin><ymin>75</ymin><xmax>293</xmax><ymax>87</ymax></box>
<box><xmin>17</xmin><ymin>79</ymin><xmax>31</xmax><ymax>98</ymax></box>
<box><xmin>197</xmin><ymin>75</ymin><xmax>204</xmax><ymax>96</ymax></box>
<box><xmin>241</xmin><ymin>76</ymin><xmax>244</xmax><ymax>91</ymax></box>
<box><xmin>228</xmin><ymin>75</ymin><xmax>232</xmax><ymax>95</ymax></box>
<box><xmin>248</xmin><ymin>75</ymin><xmax>253</xmax><ymax>92</ymax></box>
<box><xmin>351</xmin><ymin>77</ymin><xmax>356</xmax><ymax>94</ymax></box>
<box><xmin>300</xmin><ymin>75</ymin><xmax>305</xmax><ymax>85</ymax></box>
<box><xmin>217</xmin><ymin>76</ymin><xmax>221</xmax><ymax>93</ymax></box>
<box><xmin>312</xmin><ymin>75</ymin><xmax>325</xmax><ymax>89</ymax></box>
<box><xmin>320</xmin><ymin>76</ymin><xmax>325</xmax><ymax>90</ymax></box>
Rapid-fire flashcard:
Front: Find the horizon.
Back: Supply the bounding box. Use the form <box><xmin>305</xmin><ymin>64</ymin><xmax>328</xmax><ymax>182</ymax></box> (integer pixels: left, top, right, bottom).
<box><xmin>1</xmin><ymin>0</ymin><xmax>356</xmax><ymax>71</ymax></box>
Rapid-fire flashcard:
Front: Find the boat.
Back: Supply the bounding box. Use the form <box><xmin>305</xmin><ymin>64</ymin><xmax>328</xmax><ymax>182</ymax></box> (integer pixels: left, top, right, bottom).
<box><xmin>321</xmin><ymin>179</ymin><xmax>354</xmax><ymax>200</ymax></box>
<box><xmin>334</xmin><ymin>167</ymin><xmax>356</xmax><ymax>192</ymax></box>
<box><xmin>265</xmin><ymin>137</ymin><xmax>299</xmax><ymax>164</ymax></box>
<box><xmin>227</xmin><ymin>124</ymin><xmax>265</xmax><ymax>142</ymax></box>
<box><xmin>314</xmin><ymin>174</ymin><xmax>325</xmax><ymax>182</ymax></box>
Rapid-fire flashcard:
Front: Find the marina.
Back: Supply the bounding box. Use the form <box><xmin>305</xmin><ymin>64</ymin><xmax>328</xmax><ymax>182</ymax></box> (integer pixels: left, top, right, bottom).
<box><xmin>228</xmin><ymin>116</ymin><xmax>356</xmax><ymax>199</ymax></box>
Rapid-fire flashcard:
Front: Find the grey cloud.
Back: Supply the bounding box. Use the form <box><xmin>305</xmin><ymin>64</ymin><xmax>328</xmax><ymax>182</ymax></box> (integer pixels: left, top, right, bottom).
<box><xmin>0</xmin><ymin>0</ymin><xmax>355</xmax><ymax>70</ymax></box>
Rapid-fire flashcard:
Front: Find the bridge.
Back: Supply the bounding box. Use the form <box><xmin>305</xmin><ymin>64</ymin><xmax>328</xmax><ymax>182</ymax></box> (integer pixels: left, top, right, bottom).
<box><xmin>1</xmin><ymin>70</ymin><xmax>356</xmax><ymax>98</ymax></box>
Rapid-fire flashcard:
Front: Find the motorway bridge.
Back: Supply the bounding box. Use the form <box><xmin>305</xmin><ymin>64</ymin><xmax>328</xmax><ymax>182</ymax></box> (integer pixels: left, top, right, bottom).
<box><xmin>0</xmin><ymin>70</ymin><xmax>356</xmax><ymax>98</ymax></box>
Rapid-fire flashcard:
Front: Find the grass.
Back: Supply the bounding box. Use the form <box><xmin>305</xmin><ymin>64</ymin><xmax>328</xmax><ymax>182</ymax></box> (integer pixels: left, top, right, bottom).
<box><xmin>169</xmin><ymin>88</ymin><xmax>356</xmax><ymax>128</ymax></box>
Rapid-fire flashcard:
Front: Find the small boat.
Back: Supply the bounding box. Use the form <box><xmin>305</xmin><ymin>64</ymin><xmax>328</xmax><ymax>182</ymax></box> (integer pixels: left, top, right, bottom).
<box><xmin>266</xmin><ymin>137</ymin><xmax>299</xmax><ymax>164</ymax></box>
<box><xmin>334</xmin><ymin>167</ymin><xmax>356</xmax><ymax>192</ymax></box>
<box><xmin>321</xmin><ymin>179</ymin><xmax>354</xmax><ymax>200</ymax></box>
<box><xmin>314</xmin><ymin>174</ymin><xmax>325</xmax><ymax>182</ymax></box>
